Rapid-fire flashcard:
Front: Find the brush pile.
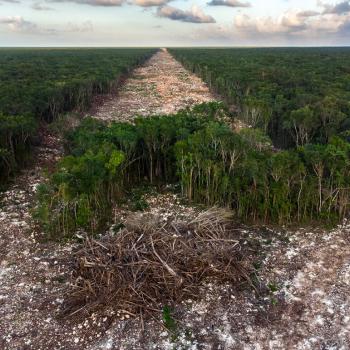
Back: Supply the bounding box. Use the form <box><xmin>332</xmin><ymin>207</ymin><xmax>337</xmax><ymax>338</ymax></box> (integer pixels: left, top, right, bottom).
<box><xmin>64</xmin><ymin>208</ymin><xmax>250</xmax><ymax>318</ymax></box>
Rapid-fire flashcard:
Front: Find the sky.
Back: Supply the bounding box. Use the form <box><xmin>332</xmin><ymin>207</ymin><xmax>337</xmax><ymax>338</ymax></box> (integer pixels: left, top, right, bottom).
<box><xmin>0</xmin><ymin>0</ymin><xmax>350</xmax><ymax>46</ymax></box>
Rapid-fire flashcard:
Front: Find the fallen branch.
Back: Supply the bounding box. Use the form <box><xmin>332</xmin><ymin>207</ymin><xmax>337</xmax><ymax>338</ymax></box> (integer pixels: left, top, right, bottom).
<box><xmin>63</xmin><ymin>208</ymin><xmax>251</xmax><ymax>318</ymax></box>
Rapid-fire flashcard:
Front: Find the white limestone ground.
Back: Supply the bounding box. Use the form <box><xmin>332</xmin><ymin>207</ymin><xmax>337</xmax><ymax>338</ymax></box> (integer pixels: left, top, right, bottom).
<box><xmin>90</xmin><ymin>48</ymin><xmax>217</xmax><ymax>123</ymax></box>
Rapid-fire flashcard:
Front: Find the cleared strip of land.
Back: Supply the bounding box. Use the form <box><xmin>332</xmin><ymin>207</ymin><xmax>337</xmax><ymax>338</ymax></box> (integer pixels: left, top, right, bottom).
<box><xmin>91</xmin><ymin>49</ymin><xmax>217</xmax><ymax>122</ymax></box>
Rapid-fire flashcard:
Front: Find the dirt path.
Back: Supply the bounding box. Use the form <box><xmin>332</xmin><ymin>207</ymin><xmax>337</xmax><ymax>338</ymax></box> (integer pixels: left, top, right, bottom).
<box><xmin>90</xmin><ymin>48</ymin><xmax>217</xmax><ymax>122</ymax></box>
<box><xmin>0</xmin><ymin>50</ymin><xmax>349</xmax><ymax>350</ymax></box>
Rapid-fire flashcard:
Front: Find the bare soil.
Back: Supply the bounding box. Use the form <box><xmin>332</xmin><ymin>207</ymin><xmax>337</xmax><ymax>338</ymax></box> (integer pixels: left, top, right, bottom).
<box><xmin>89</xmin><ymin>48</ymin><xmax>217</xmax><ymax>122</ymax></box>
<box><xmin>0</xmin><ymin>50</ymin><xmax>349</xmax><ymax>350</ymax></box>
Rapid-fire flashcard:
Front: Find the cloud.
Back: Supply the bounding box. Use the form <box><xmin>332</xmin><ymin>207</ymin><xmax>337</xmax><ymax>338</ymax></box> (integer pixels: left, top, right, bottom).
<box><xmin>32</xmin><ymin>2</ymin><xmax>54</xmax><ymax>10</ymax></box>
<box><xmin>0</xmin><ymin>15</ymin><xmax>95</xmax><ymax>36</ymax></box>
<box><xmin>234</xmin><ymin>11</ymin><xmax>309</xmax><ymax>34</ymax></box>
<box><xmin>322</xmin><ymin>1</ymin><xmax>350</xmax><ymax>14</ymax></box>
<box><xmin>297</xmin><ymin>10</ymin><xmax>320</xmax><ymax>17</ymax></box>
<box><xmin>207</xmin><ymin>0</ymin><xmax>250</xmax><ymax>8</ymax></box>
<box><xmin>134</xmin><ymin>0</ymin><xmax>170</xmax><ymax>7</ymax></box>
<box><xmin>190</xmin><ymin>1</ymin><xmax>350</xmax><ymax>45</ymax></box>
<box><xmin>219</xmin><ymin>6</ymin><xmax>350</xmax><ymax>45</ymax></box>
<box><xmin>157</xmin><ymin>5</ymin><xmax>216</xmax><ymax>23</ymax></box>
<box><xmin>48</xmin><ymin>0</ymin><xmax>124</xmax><ymax>6</ymax></box>
<box><xmin>48</xmin><ymin>0</ymin><xmax>174</xmax><ymax>8</ymax></box>
<box><xmin>0</xmin><ymin>16</ymin><xmax>37</xmax><ymax>32</ymax></box>
<box><xmin>281</xmin><ymin>12</ymin><xmax>308</xmax><ymax>31</ymax></box>
<box><xmin>338</xmin><ymin>15</ymin><xmax>350</xmax><ymax>33</ymax></box>
<box><xmin>66</xmin><ymin>20</ymin><xmax>93</xmax><ymax>32</ymax></box>
<box><xmin>0</xmin><ymin>0</ymin><xmax>21</xmax><ymax>3</ymax></box>
<box><xmin>0</xmin><ymin>16</ymin><xmax>60</xmax><ymax>34</ymax></box>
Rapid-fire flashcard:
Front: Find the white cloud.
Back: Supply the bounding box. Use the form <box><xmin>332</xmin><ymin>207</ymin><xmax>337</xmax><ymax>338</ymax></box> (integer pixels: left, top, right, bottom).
<box><xmin>0</xmin><ymin>16</ymin><xmax>37</xmax><ymax>32</ymax></box>
<box><xmin>66</xmin><ymin>20</ymin><xmax>93</xmax><ymax>32</ymax></box>
<box><xmin>297</xmin><ymin>10</ymin><xmax>320</xmax><ymax>18</ymax></box>
<box><xmin>48</xmin><ymin>0</ymin><xmax>124</xmax><ymax>6</ymax></box>
<box><xmin>157</xmin><ymin>5</ymin><xmax>216</xmax><ymax>23</ymax></box>
<box><xmin>191</xmin><ymin>5</ymin><xmax>350</xmax><ymax>45</ymax></box>
<box><xmin>207</xmin><ymin>0</ymin><xmax>250</xmax><ymax>8</ymax></box>
<box><xmin>0</xmin><ymin>16</ymin><xmax>94</xmax><ymax>36</ymax></box>
<box><xmin>0</xmin><ymin>0</ymin><xmax>21</xmax><ymax>3</ymax></box>
<box><xmin>133</xmin><ymin>0</ymin><xmax>170</xmax><ymax>7</ymax></box>
<box><xmin>32</xmin><ymin>2</ymin><xmax>54</xmax><ymax>10</ymax></box>
<box><xmin>234</xmin><ymin>11</ymin><xmax>309</xmax><ymax>34</ymax></box>
<box><xmin>233</xmin><ymin>8</ymin><xmax>350</xmax><ymax>37</ymax></box>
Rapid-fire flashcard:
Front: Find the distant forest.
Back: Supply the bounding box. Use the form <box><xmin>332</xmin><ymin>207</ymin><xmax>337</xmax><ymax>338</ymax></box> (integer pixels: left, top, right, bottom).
<box><xmin>0</xmin><ymin>48</ymin><xmax>156</xmax><ymax>184</ymax></box>
<box><xmin>170</xmin><ymin>47</ymin><xmax>350</xmax><ymax>148</ymax></box>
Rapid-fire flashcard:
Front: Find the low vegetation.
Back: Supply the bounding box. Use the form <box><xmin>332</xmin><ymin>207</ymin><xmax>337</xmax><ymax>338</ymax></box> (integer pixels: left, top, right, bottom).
<box><xmin>0</xmin><ymin>114</ymin><xmax>37</xmax><ymax>184</ymax></box>
<box><xmin>35</xmin><ymin>103</ymin><xmax>350</xmax><ymax>239</ymax></box>
<box><xmin>34</xmin><ymin>103</ymin><xmax>219</xmax><ymax>237</ymax></box>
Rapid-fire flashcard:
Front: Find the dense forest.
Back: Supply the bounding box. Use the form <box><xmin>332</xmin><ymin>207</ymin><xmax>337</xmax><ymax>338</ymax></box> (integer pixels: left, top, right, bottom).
<box><xmin>169</xmin><ymin>48</ymin><xmax>350</xmax><ymax>149</ymax></box>
<box><xmin>35</xmin><ymin>103</ymin><xmax>350</xmax><ymax>238</ymax></box>
<box><xmin>0</xmin><ymin>48</ymin><xmax>156</xmax><ymax>184</ymax></box>
<box><xmin>2</xmin><ymin>48</ymin><xmax>349</xmax><ymax>234</ymax></box>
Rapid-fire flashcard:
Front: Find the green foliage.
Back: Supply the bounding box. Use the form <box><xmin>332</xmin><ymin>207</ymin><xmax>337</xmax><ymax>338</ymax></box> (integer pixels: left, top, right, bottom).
<box><xmin>169</xmin><ymin>48</ymin><xmax>350</xmax><ymax>148</ymax></box>
<box><xmin>175</xmin><ymin>123</ymin><xmax>350</xmax><ymax>223</ymax></box>
<box><xmin>268</xmin><ymin>282</ymin><xmax>279</xmax><ymax>293</ymax></box>
<box><xmin>283</xmin><ymin>106</ymin><xmax>317</xmax><ymax>146</ymax></box>
<box><xmin>35</xmin><ymin>105</ymin><xmax>217</xmax><ymax>238</ymax></box>
<box><xmin>169</xmin><ymin>48</ymin><xmax>350</xmax><ymax>220</ymax></box>
<box><xmin>127</xmin><ymin>186</ymin><xmax>152</xmax><ymax>212</ymax></box>
<box><xmin>0</xmin><ymin>48</ymin><xmax>156</xmax><ymax>120</ymax></box>
<box><xmin>35</xmin><ymin>103</ymin><xmax>350</xmax><ymax>239</ymax></box>
<box><xmin>38</xmin><ymin>142</ymin><xmax>127</xmax><ymax>237</ymax></box>
<box><xmin>239</xmin><ymin>128</ymin><xmax>272</xmax><ymax>151</ymax></box>
<box><xmin>0</xmin><ymin>113</ymin><xmax>37</xmax><ymax>181</ymax></box>
<box><xmin>162</xmin><ymin>305</ymin><xmax>177</xmax><ymax>335</ymax></box>
<box><xmin>0</xmin><ymin>48</ymin><xmax>155</xmax><ymax>185</ymax></box>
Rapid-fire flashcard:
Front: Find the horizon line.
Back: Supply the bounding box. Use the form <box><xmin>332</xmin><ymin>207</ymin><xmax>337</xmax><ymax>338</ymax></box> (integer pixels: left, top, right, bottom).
<box><xmin>1</xmin><ymin>45</ymin><xmax>350</xmax><ymax>49</ymax></box>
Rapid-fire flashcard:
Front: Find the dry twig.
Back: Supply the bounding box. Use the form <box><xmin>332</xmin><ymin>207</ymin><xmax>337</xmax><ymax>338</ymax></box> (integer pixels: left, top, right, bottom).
<box><xmin>63</xmin><ymin>208</ymin><xmax>250</xmax><ymax>318</ymax></box>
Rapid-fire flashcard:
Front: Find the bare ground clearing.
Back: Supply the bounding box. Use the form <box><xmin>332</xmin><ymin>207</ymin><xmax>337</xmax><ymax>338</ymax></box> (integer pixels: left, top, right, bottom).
<box><xmin>89</xmin><ymin>48</ymin><xmax>217</xmax><ymax>122</ymax></box>
<box><xmin>0</xmin><ymin>50</ymin><xmax>349</xmax><ymax>350</ymax></box>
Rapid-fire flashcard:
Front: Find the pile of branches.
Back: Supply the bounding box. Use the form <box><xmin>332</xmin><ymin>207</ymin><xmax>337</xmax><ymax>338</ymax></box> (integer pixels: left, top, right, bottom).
<box><xmin>64</xmin><ymin>208</ymin><xmax>251</xmax><ymax>318</ymax></box>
